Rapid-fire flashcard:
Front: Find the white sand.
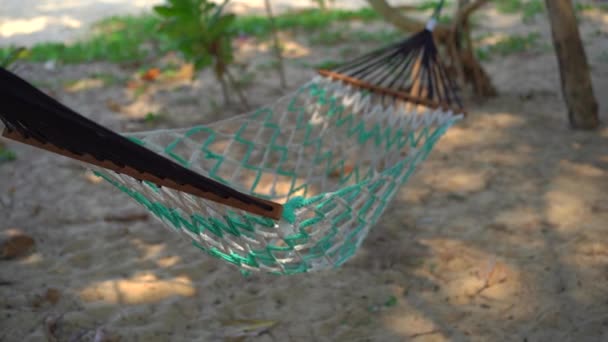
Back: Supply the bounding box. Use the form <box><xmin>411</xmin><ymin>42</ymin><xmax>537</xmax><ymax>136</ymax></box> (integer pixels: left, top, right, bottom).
<box><xmin>1</xmin><ymin>4</ymin><xmax>607</xmax><ymax>342</ymax></box>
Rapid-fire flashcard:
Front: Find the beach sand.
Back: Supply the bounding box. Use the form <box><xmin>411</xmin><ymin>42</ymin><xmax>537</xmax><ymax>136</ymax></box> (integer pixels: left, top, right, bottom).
<box><xmin>1</xmin><ymin>4</ymin><xmax>608</xmax><ymax>341</ymax></box>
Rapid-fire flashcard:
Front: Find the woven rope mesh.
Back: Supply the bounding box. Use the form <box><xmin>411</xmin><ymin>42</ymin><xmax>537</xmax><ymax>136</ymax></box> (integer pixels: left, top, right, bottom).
<box><xmin>91</xmin><ymin>75</ymin><xmax>462</xmax><ymax>274</ymax></box>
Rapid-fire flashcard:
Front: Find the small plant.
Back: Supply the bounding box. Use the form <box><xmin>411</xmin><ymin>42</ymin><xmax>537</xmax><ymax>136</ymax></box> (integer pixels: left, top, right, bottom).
<box><xmin>476</xmin><ymin>32</ymin><xmax>540</xmax><ymax>60</ymax></box>
<box><xmin>0</xmin><ymin>47</ymin><xmax>27</xmax><ymax>68</ymax></box>
<box><xmin>154</xmin><ymin>0</ymin><xmax>248</xmax><ymax>108</ymax></box>
<box><xmin>495</xmin><ymin>0</ymin><xmax>544</xmax><ymax>23</ymax></box>
<box><xmin>144</xmin><ymin>112</ymin><xmax>164</xmax><ymax>123</ymax></box>
<box><xmin>309</xmin><ymin>30</ymin><xmax>347</xmax><ymax>45</ymax></box>
<box><xmin>0</xmin><ymin>143</ymin><xmax>16</xmax><ymax>164</ymax></box>
<box><xmin>313</xmin><ymin>60</ymin><xmax>342</xmax><ymax>70</ymax></box>
<box><xmin>415</xmin><ymin>0</ymin><xmax>452</xmax><ymax>11</ymax></box>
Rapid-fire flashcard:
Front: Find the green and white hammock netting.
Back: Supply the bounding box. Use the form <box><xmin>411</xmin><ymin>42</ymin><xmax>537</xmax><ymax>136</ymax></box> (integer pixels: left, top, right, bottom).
<box><xmin>90</xmin><ymin>74</ymin><xmax>463</xmax><ymax>275</ymax></box>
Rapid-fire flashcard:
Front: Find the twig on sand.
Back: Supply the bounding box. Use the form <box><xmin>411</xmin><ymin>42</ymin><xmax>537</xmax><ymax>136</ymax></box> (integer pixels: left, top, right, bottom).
<box><xmin>43</xmin><ymin>314</ymin><xmax>62</xmax><ymax>342</ymax></box>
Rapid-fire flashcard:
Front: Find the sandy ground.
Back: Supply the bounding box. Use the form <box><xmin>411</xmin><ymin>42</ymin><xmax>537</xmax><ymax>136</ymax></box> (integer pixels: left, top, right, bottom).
<box><xmin>0</xmin><ymin>0</ymin><xmax>416</xmax><ymax>46</ymax></box>
<box><xmin>2</xmin><ymin>4</ymin><xmax>608</xmax><ymax>342</ymax></box>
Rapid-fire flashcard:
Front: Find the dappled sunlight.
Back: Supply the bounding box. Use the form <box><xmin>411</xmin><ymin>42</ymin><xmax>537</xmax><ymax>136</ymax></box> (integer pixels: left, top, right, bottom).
<box><xmin>420</xmin><ymin>167</ymin><xmax>492</xmax><ymax>195</ymax></box>
<box><xmin>481</xmin><ymin>8</ymin><xmax>525</xmax><ymax>30</ymax></box>
<box><xmin>383</xmin><ymin>310</ymin><xmax>447</xmax><ymax>341</ymax></box>
<box><xmin>241</xmin><ymin>172</ymin><xmax>313</xmax><ymax>203</ymax></box>
<box><xmin>129</xmin><ymin>238</ymin><xmax>166</xmax><ymax>261</ymax></box>
<box><xmin>237</xmin><ymin>34</ymin><xmax>311</xmax><ymax>60</ymax></box>
<box><xmin>476</xmin><ymin>32</ymin><xmax>514</xmax><ymax>45</ymax></box>
<box><xmin>474</xmin><ymin>112</ymin><xmax>527</xmax><ymax>129</ymax></box>
<box><xmin>494</xmin><ymin>207</ymin><xmax>544</xmax><ymax>231</ymax></box>
<box><xmin>380</xmin><ymin>238</ymin><xmax>529</xmax><ymax>340</ymax></box>
<box><xmin>581</xmin><ymin>9</ymin><xmax>608</xmax><ymax>26</ymax></box>
<box><xmin>280</xmin><ymin>39</ymin><xmax>312</xmax><ymax>59</ymax></box>
<box><xmin>2</xmin><ymin>1</ymin><xmax>608</xmax><ymax>340</ymax></box>
<box><xmin>544</xmin><ymin>160</ymin><xmax>607</xmax><ymax>230</ymax></box>
<box><xmin>418</xmin><ymin>239</ymin><xmax>523</xmax><ymax>303</ymax></box>
<box><xmin>0</xmin><ymin>16</ymin><xmax>82</xmax><ymax>37</ymax></box>
<box><xmin>119</xmin><ymin>97</ymin><xmax>164</xmax><ymax>119</ymax></box>
<box><xmin>83</xmin><ymin>170</ymin><xmax>104</xmax><ymax>184</ymax></box>
<box><xmin>64</xmin><ymin>78</ymin><xmax>106</xmax><ymax>93</ymax></box>
<box><xmin>436</xmin><ymin>112</ymin><xmax>525</xmax><ymax>153</ymax></box>
<box><xmin>79</xmin><ymin>273</ymin><xmax>196</xmax><ymax>304</ymax></box>
<box><xmin>156</xmin><ymin>255</ymin><xmax>181</xmax><ymax>268</ymax></box>
<box><xmin>17</xmin><ymin>253</ymin><xmax>45</xmax><ymax>266</ymax></box>
<box><xmin>123</xmin><ymin>238</ymin><xmax>181</xmax><ymax>268</ymax></box>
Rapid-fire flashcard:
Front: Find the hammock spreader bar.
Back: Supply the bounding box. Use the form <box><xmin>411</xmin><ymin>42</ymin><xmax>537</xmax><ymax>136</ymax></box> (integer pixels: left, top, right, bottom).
<box><xmin>317</xmin><ymin>18</ymin><xmax>464</xmax><ymax>115</ymax></box>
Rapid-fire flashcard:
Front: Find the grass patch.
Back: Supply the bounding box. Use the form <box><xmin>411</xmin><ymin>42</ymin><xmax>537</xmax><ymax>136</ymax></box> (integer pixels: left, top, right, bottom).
<box><xmin>234</xmin><ymin>8</ymin><xmax>380</xmax><ymax>36</ymax></box>
<box><xmin>309</xmin><ymin>26</ymin><xmax>403</xmax><ymax>46</ymax></box>
<box><xmin>0</xmin><ymin>144</ymin><xmax>16</xmax><ymax>164</ymax></box>
<box><xmin>312</xmin><ymin>60</ymin><xmax>343</xmax><ymax>70</ymax></box>
<box><xmin>476</xmin><ymin>32</ymin><xmax>541</xmax><ymax>61</ymax></box>
<box><xmin>495</xmin><ymin>0</ymin><xmax>544</xmax><ymax>23</ymax></box>
<box><xmin>0</xmin><ymin>8</ymin><xmax>383</xmax><ymax>65</ymax></box>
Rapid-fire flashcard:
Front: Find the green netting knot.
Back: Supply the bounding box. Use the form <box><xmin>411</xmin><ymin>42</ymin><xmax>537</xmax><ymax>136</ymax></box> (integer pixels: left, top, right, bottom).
<box><xmin>282</xmin><ymin>196</ymin><xmax>307</xmax><ymax>224</ymax></box>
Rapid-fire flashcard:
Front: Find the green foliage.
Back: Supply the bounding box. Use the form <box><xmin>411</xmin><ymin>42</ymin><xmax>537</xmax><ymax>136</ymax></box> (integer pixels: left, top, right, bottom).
<box><xmin>144</xmin><ymin>112</ymin><xmax>163</xmax><ymax>123</ymax></box>
<box><xmin>0</xmin><ymin>15</ymin><xmax>170</xmax><ymax>64</ymax></box>
<box><xmin>495</xmin><ymin>0</ymin><xmax>544</xmax><ymax>23</ymax></box>
<box><xmin>233</xmin><ymin>8</ymin><xmax>379</xmax><ymax>36</ymax></box>
<box><xmin>415</xmin><ymin>0</ymin><xmax>452</xmax><ymax>11</ymax></box>
<box><xmin>309</xmin><ymin>30</ymin><xmax>348</xmax><ymax>45</ymax></box>
<box><xmin>154</xmin><ymin>0</ymin><xmax>235</xmax><ymax>74</ymax></box>
<box><xmin>0</xmin><ymin>144</ymin><xmax>16</xmax><ymax>164</ymax></box>
<box><xmin>476</xmin><ymin>32</ymin><xmax>540</xmax><ymax>61</ymax></box>
<box><xmin>384</xmin><ymin>295</ymin><xmax>398</xmax><ymax>307</ymax></box>
<box><xmin>313</xmin><ymin>60</ymin><xmax>342</xmax><ymax>70</ymax></box>
<box><xmin>0</xmin><ymin>8</ymin><xmax>381</xmax><ymax>65</ymax></box>
<box><xmin>0</xmin><ymin>47</ymin><xmax>28</xmax><ymax>68</ymax></box>
<box><xmin>353</xmin><ymin>30</ymin><xmax>402</xmax><ymax>44</ymax></box>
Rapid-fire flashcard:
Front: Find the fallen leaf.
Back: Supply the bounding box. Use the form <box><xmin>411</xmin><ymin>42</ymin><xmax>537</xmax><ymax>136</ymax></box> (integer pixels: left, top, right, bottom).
<box><xmin>45</xmin><ymin>288</ymin><xmax>61</xmax><ymax>305</ymax></box>
<box><xmin>175</xmin><ymin>63</ymin><xmax>194</xmax><ymax>80</ymax></box>
<box><xmin>141</xmin><ymin>68</ymin><xmax>161</xmax><ymax>82</ymax></box>
<box><xmin>105</xmin><ymin>99</ymin><xmax>122</xmax><ymax>113</ymax></box>
<box><xmin>31</xmin><ymin>288</ymin><xmax>61</xmax><ymax>308</ymax></box>
<box><xmin>1</xmin><ymin>233</ymin><xmax>35</xmax><ymax>259</ymax></box>
<box><xmin>329</xmin><ymin>165</ymin><xmax>354</xmax><ymax>178</ymax></box>
<box><xmin>126</xmin><ymin>80</ymin><xmax>140</xmax><ymax>89</ymax></box>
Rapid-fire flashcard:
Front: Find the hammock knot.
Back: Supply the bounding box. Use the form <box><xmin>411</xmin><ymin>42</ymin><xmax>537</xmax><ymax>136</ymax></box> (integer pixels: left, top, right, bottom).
<box><xmin>282</xmin><ymin>196</ymin><xmax>308</xmax><ymax>224</ymax></box>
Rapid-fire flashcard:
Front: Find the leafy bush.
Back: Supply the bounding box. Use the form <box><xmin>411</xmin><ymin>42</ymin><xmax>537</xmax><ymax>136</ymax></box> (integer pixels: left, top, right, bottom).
<box><xmin>154</xmin><ymin>0</ymin><xmax>247</xmax><ymax>107</ymax></box>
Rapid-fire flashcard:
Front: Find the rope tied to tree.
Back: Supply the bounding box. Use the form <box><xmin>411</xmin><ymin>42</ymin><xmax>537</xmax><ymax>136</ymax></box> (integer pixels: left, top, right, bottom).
<box><xmin>426</xmin><ymin>0</ymin><xmax>446</xmax><ymax>31</ymax></box>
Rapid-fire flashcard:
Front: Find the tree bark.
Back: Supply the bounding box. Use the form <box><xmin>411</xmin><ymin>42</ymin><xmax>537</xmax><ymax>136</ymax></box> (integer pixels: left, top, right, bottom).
<box><xmin>264</xmin><ymin>0</ymin><xmax>287</xmax><ymax>89</ymax></box>
<box><xmin>545</xmin><ymin>0</ymin><xmax>599</xmax><ymax>129</ymax></box>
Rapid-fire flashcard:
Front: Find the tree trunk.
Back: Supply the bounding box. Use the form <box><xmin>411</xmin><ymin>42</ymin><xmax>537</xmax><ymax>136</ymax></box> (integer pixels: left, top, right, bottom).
<box><xmin>545</xmin><ymin>0</ymin><xmax>599</xmax><ymax>130</ymax></box>
<box><xmin>264</xmin><ymin>0</ymin><xmax>287</xmax><ymax>89</ymax></box>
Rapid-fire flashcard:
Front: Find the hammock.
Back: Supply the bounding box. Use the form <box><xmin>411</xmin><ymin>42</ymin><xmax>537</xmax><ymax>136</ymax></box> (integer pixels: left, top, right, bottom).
<box><xmin>0</xmin><ymin>6</ymin><xmax>464</xmax><ymax>275</ymax></box>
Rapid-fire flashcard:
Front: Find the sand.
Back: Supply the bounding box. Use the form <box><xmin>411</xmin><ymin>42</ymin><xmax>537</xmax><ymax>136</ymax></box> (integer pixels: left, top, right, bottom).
<box><xmin>1</xmin><ymin>4</ymin><xmax>608</xmax><ymax>342</ymax></box>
